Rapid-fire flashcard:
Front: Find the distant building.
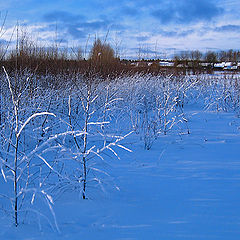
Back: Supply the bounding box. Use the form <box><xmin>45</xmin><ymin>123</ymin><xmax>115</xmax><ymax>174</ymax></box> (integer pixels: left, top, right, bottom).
<box><xmin>214</xmin><ymin>62</ymin><xmax>238</xmax><ymax>70</ymax></box>
<box><xmin>159</xmin><ymin>61</ymin><xmax>174</xmax><ymax>67</ymax></box>
<box><xmin>214</xmin><ymin>62</ymin><xmax>225</xmax><ymax>69</ymax></box>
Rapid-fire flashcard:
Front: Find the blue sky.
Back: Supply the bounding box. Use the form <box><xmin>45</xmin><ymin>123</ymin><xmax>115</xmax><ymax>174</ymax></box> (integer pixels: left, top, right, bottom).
<box><xmin>1</xmin><ymin>0</ymin><xmax>240</xmax><ymax>58</ymax></box>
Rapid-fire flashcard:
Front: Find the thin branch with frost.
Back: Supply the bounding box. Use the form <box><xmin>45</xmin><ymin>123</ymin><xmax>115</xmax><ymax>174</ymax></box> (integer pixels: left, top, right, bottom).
<box><xmin>17</xmin><ymin>112</ymin><xmax>56</xmax><ymax>138</ymax></box>
<box><xmin>27</xmin><ymin>130</ymin><xmax>85</xmax><ymax>159</ymax></box>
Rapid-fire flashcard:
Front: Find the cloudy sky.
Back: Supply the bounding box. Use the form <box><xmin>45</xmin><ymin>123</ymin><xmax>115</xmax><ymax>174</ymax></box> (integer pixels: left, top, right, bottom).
<box><xmin>1</xmin><ymin>0</ymin><xmax>240</xmax><ymax>58</ymax></box>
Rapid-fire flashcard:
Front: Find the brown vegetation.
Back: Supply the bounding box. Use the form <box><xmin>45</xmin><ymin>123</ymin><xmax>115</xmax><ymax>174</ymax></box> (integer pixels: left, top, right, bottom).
<box><xmin>1</xmin><ymin>27</ymin><xmax>240</xmax><ymax>80</ymax></box>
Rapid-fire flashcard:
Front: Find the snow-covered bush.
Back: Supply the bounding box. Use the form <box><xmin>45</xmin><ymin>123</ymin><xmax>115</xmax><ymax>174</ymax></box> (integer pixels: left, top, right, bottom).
<box><xmin>0</xmin><ymin>70</ymin><xmax>132</xmax><ymax>228</ymax></box>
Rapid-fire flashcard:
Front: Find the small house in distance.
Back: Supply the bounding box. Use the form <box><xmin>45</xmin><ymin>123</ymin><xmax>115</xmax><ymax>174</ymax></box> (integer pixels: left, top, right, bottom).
<box><xmin>214</xmin><ymin>62</ymin><xmax>238</xmax><ymax>70</ymax></box>
<box><xmin>159</xmin><ymin>61</ymin><xmax>175</xmax><ymax>67</ymax></box>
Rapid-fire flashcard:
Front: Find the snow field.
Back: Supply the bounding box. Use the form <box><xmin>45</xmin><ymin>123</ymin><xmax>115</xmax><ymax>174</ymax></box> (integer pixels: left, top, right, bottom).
<box><xmin>0</xmin><ymin>73</ymin><xmax>240</xmax><ymax>239</ymax></box>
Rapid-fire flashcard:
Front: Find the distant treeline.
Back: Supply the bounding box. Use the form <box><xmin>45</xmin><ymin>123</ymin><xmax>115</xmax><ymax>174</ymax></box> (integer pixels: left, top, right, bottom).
<box><xmin>174</xmin><ymin>49</ymin><xmax>240</xmax><ymax>63</ymax></box>
<box><xmin>0</xmin><ymin>32</ymin><xmax>239</xmax><ymax>77</ymax></box>
<box><xmin>172</xmin><ymin>50</ymin><xmax>240</xmax><ymax>74</ymax></box>
<box><xmin>0</xmin><ymin>36</ymin><xmax>131</xmax><ymax>77</ymax></box>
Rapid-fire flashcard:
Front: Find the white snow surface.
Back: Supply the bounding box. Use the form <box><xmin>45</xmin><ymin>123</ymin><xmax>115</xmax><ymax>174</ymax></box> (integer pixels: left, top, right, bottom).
<box><xmin>1</xmin><ymin>107</ymin><xmax>240</xmax><ymax>240</ymax></box>
<box><xmin>1</xmin><ymin>73</ymin><xmax>240</xmax><ymax>239</ymax></box>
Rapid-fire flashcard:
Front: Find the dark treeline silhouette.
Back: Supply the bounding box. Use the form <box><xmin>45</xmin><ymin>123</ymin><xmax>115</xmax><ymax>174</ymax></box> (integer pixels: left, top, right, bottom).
<box><xmin>0</xmin><ymin>36</ymin><xmax>131</xmax><ymax>78</ymax></box>
<box><xmin>173</xmin><ymin>50</ymin><xmax>240</xmax><ymax>73</ymax></box>
<box><xmin>1</xmin><ymin>29</ymin><xmax>240</xmax><ymax>79</ymax></box>
<box><xmin>174</xmin><ymin>50</ymin><xmax>240</xmax><ymax>63</ymax></box>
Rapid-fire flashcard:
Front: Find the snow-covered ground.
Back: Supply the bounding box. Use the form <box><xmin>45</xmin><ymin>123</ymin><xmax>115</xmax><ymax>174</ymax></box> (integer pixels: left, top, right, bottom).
<box><xmin>1</xmin><ymin>108</ymin><xmax>240</xmax><ymax>239</ymax></box>
<box><xmin>1</xmin><ymin>73</ymin><xmax>240</xmax><ymax>239</ymax></box>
